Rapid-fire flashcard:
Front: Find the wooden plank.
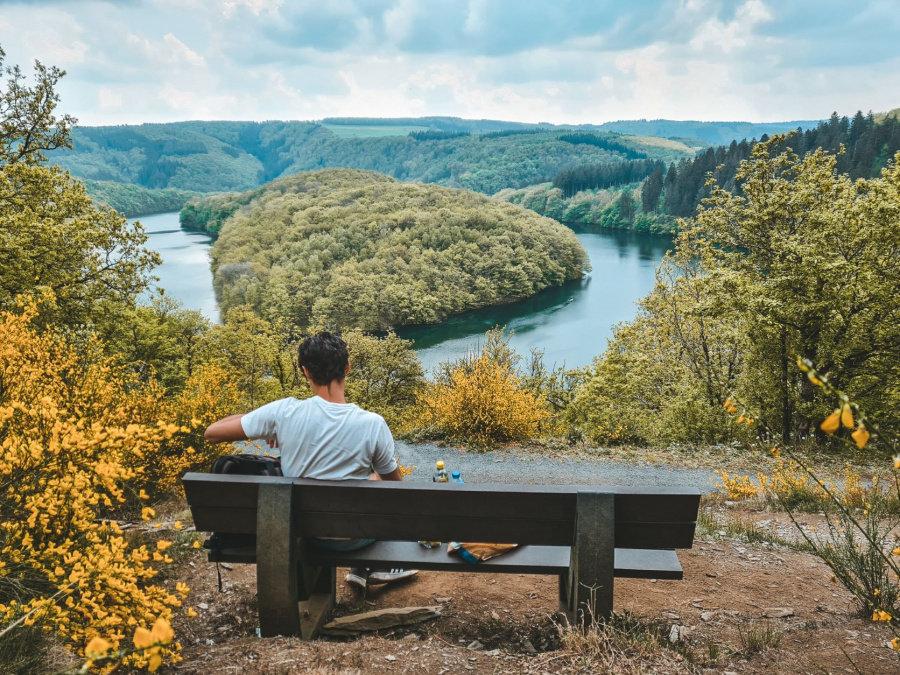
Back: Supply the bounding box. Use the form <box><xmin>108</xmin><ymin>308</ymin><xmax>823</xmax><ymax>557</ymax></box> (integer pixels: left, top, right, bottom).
<box><xmin>191</xmin><ymin>507</ymin><xmax>695</xmax><ymax>550</ymax></box>
<box><xmin>207</xmin><ymin>543</ymin><xmax>684</xmax><ymax>580</ymax></box>
<box><xmin>571</xmin><ymin>491</ymin><xmax>615</xmax><ymax>625</ymax></box>
<box><xmin>614</xmin><ymin>549</ymin><xmax>683</xmax><ymax>580</ymax></box>
<box><xmin>256</xmin><ymin>483</ymin><xmax>300</xmax><ymax>637</ymax></box>
<box><xmin>182</xmin><ymin>474</ymin><xmax>700</xmax><ymax>525</ymax></box>
<box><xmin>309</xmin><ymin>542</ymin><xmax>570</xmax><ymax>574</ymax></box>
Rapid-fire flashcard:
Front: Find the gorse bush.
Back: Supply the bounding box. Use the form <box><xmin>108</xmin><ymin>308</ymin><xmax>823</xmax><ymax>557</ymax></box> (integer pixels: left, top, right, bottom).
<box><xmin>413</xmin><ymin>346</ymin><xmax>549</xmax><ymax>449</ymax></box>
<box><xmin>0</xmin><ymin>300</ymin><xmax>198</xmax><ymax>669</ymax></box>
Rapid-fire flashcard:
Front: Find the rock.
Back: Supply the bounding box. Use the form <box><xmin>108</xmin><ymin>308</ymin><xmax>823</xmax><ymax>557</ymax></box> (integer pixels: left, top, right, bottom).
<box><xmin>485</xmin><ymin>649</ymin><xmax>501</xmax><ymax>657</ymax></box>
<box><xmin>705</xmin><ymin>572</ymin><xmax>717</xmax><ymax>578</ymax></box>
<box><xmin>435</xmin><ymin>597</ymin><xmax>453</xmax><ymax>603</ymax></box>
<box><xmin>220</xmin><ymin>563</ymin><xmax>233</xmax><ymax>570</ymax></box>
<box><xmin>668</xmin><ymin>625</ymin><xmax>687</xmax><ymax>643</ymax></box>
<box><xmin>763</xmin><ymin>607</ymin><xmax>794</xmax><ymax>618</ymax></box>
<box><xmin>198</xmin><ymin>603</ymin><xmax>209</xmax><ymax>610</ymax></box>
<box><xmin>522</xmin><ymin>639</ymin><xmax>537</xmax><ymax>654</ymax></box>
<box><xmin>700</xmin><ymin>611</ymin><xmax>718</xmax><ymax>622</ymax></box>
<box><xmin>321</xmin><ymin>606</ymin><xmax>442</xmax><ymax>636</ymax></box>
<box><xmin>467</xmin><ymin>640</ymin><xmax>484</xmax><ymax>650</ymax></box>
<box><xmin>491</xmin><ymin>611</ymin><xmax>501</xmax><ymax>621</ymax></box>
<box><xmin>385</xmin><ymin>654</ymin><xmax>396</xmax><ymax>662</ymax></box>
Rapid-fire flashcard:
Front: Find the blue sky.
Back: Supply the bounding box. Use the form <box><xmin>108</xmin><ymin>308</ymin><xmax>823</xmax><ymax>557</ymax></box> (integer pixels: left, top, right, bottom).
<box><xmin>0</xmin><ymin>0</ymin><xmax>897</xmax><ymax>126</ymax></box>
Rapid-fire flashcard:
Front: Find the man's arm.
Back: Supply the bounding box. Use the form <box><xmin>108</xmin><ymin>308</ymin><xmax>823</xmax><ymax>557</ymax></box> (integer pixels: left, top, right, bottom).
<box><xmin>204</xmin><ymin>414</ymin><xmax>248</xmax><ymax>444</ymax></box>
<box><xmin>375</xmin><ymin>467</ymin><xmax>403</xmax><ymax>481</ymax></box>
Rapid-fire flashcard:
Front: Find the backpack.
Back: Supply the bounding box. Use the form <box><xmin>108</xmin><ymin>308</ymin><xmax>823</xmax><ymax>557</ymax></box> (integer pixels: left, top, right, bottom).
<box><xmin>203</xmin><ymin>453</ymin><xmax>283</xmax><ymax>589</ymax></box>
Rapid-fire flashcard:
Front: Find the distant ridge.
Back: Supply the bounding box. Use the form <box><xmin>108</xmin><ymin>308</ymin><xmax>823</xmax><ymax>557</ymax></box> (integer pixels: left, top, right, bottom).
<box><xmin>321</xmin><ymin>116</ymin><xmax>824</xmax><ymax>145</ymax></box>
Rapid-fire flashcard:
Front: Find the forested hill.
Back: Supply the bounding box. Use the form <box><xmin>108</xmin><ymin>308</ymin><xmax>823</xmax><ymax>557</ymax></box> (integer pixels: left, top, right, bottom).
<box><xmin>204</xmin><ymin>168</ymin><xmax>588</xmax><ymax>331</ymax></box>
<box><xmin>49</xmin><ymin>120</ymin><xmax>700</xmax><ymax>216</ymax></box>
<box><xmin>498</xmin><ymin>110</ymin><xmax>900</xmax><ymax>234</ymax></box>
<box><xmin>323</xmin><ymin>116</ymin><xmax>823</xmax><ymax>145</ymax></box>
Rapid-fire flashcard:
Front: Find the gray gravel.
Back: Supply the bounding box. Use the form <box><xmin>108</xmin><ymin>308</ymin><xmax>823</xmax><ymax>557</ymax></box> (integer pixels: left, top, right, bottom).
<box><xmin>395</xmin><ymin>441</ymin><xmax>717</xmax><ymax>492</ymax></box>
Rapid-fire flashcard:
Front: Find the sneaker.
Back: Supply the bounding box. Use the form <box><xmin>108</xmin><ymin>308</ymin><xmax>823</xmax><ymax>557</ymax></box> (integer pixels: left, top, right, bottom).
<box><xmin>344</xmin><ymin>567</ymin><xmax>368</xmax><ymax>589</ymax></box>
<box><xmin>367</xmin><ymin>568</ymin><xmax>419</xmax><ymax>585</ymax></box>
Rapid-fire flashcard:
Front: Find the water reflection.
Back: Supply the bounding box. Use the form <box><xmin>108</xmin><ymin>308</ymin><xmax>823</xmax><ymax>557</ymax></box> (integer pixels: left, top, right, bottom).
<box><xmin>397</xmin><ymin>229</ymin><xmax>672</xmax><ymax>371</ymax></box>
<box><xmin>135</xmin><ymin>212</ymin><xmax>219</xmax><ymax>322</ymax></box>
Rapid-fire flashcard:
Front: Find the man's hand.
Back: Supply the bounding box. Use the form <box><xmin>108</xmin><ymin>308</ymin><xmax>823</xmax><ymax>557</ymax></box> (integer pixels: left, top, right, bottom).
<box><xmin>204</xmin><ymin>414</ymin><xmax>248</xmax><ymax>444</ymax></box>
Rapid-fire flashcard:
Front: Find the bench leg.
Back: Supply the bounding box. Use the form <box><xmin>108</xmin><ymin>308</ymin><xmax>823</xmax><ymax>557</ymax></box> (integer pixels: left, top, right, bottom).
<box><xmin>256</xmin><ymin>483</ymin><xmax>300</xmax><ymax>637</ymax></box>
<box><xmin>299</xmin><ymin>567</ymin><xmax>336</xmax><ymax>640</ymax></box>
<box><xmin>568</xmin><ymin>491</ymin><xmax>615</xmax><ymax>627</ymax></box>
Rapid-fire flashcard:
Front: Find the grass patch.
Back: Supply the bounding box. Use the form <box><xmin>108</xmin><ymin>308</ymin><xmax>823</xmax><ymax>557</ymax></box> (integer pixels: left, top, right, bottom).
<box><xmin>738</xmin><ymin>621</ymin><xmax>783</xmax><ymax>654</ymax></box>
<box><xmin>697</xmin><ymin>505</ymin><xmax>813</xmax><ymax>552</ymax></box>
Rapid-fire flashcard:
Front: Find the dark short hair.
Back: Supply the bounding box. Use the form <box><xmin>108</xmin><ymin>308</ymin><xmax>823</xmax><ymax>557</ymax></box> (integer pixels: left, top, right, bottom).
<box><xmin>298</xmin><ymin>332</ymin><xmax>349</xmax><ymax>386</ymax></box>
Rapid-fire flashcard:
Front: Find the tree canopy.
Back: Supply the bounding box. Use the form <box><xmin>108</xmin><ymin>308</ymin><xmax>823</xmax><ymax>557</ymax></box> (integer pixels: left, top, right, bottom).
<box><xmin>0</xmin><ymin>47</ymin><xmax>158</xmax><ymax>326</ymax></box>
<box><xmin>205</xmin><ymin>168</ymin><xmax>589</xmax><ymax>331</ymax></box>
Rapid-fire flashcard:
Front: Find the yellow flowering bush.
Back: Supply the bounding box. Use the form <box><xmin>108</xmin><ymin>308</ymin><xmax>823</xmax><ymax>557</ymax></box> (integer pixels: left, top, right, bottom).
<box><xmin>0</xmin><ymin>301</ymin><xmax>184</xmax><ymax>668</ymax></box>
<box><xmin>412</xmin><ymin>350</ymin><xmax>549</xmax><ymax>449</ymax></box>
<box><xmin>137</xmin><ymin>364</ymin><xmax>242</xmax><ymax>498</ymax></box>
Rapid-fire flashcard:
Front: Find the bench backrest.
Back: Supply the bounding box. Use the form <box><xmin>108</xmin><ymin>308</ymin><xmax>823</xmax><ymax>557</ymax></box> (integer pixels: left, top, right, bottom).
<box><xmin>182</xmin><ymin>473</ymin><xmax>701</xmax><ymax>549</ymax></box>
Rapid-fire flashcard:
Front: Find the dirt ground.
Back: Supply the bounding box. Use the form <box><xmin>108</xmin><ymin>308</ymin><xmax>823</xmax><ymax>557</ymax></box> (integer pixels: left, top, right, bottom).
<box><xmin>165</xmin><ymin>520</ymin><xmax>899</xmax><ymax>674</ymax></box>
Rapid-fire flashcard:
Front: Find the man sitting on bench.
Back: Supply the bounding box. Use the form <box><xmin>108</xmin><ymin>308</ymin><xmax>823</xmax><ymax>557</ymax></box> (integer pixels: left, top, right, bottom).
<box><xmin>204</xmin><ymin>331</ymin><xmax>418</xmax><ymax>590</ymax></box>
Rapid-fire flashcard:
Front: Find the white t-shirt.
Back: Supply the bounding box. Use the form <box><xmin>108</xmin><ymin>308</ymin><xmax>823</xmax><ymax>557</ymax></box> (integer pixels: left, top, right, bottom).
<box><xmin>240</xmin><ymin>396</ymin><xmax>398</xmax><ymax>480</ymax></box>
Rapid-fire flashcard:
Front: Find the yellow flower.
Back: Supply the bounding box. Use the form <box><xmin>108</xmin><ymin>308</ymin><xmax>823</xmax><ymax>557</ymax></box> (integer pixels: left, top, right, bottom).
<box><xmin>133</xmin><ymin>626</ymin><xmax>154</xmax><ymax>649</ymax></box>
<box><xmin>139</xmin><ymin>489</ymin><xmax>149</xmax><ymax>500</ymax></box>
<box><xmin>148</xmin><ymin>652</ymin><xmax>162</xmax><ymax>672</ymax></box>
<box><xmin>156</xmin><ymin>540</ymin><xmax>173</xmax><ymax>551</ymax></box>
<box><xmin>192</xmin><ymin>540</ymin><xmax>202</xmax><ymax>549</ymax></box>
<box><xmin>894</xmin><ymin>455</ymin><xmax>900</xmax><ymax>471</ymax></box>
<box><xmin>737</xmin><ymin>415</ymin><xmax>746</xmax><ymax>424</ymax></box>
<box><xmin>151</xmin><ymin>618</ymin><xmax>174</xmax><ymax>644</ymax></box>
<box><xmin>892</xmin><ymin>637</ymin><xmax>900</xmax><ymax>651</ymax></box>
<box><xmin>892</xmin><ymin>548</ymin><xmax>900</xmax><ymax>556</ymax></box>
<box><xmin>723</xmin><ymin>398</ymin><xmax>732</xmax><ymax>409</ymax></box>
<box><xmin>820</xmin><ymin>410</ymin><xmax>841</xmax><ymax>435</ymax></box>
<box><xmin>874</xmin><ymin>588</ymin><xmax>879</xmax><ymax>596</ymax></box>
<box><xmin>771</xmin><ymin>447</ymin><xmax>780</xmax><ymax>458</ymax></box>
<box><xmin>186</xmin><ymin>607</ymin><xmax>198</xmax><ymax>618</ymax></box>
<box><xmin>851</xmin><ymin>425</ymin><xmax>869</xmax><ymax>450</ymax></box>
<box><xmin>840</xmin><ymin>404</ymin><xmax>854</xmax><ymax>429</ymax></box>
<box><xmin>173</xmin><ymin>521</ymin><xmax>183</xmax><ymax>530</ymax></box>
<box><xmin>142</xmin><ymin>507</ymin><xmax>156</xmax><ymax>522</ymax></box>
<box><xmin>727</xmin><ymin>405</ymin><xmax>737</xmax><ymax>414</ymax></box>
<box><xmin>85</xmin><ymin>636</ymin><xmax>110</xmax><ymax>657</ymax></box>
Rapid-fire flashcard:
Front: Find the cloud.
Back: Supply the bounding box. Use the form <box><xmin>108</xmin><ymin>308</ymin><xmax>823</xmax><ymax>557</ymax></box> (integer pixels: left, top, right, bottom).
<box><xmin>0</xmin><ymin>0</ymin><xmax>896</xmax><ymax>126</ymax></box>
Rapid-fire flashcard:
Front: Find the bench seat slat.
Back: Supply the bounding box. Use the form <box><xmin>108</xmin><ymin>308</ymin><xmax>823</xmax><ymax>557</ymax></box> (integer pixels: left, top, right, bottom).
<box><xmin>207</xmin><ymin>543</ymin><xmax>683</xmax><ymax>580</ymax></box>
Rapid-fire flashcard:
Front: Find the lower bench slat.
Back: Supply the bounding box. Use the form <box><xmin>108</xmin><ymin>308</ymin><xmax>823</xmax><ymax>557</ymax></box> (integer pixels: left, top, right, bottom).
<box><xmin>208</xmin><ymin>542</ymin><xmax>684</xmax><ymax>580</ymax></box>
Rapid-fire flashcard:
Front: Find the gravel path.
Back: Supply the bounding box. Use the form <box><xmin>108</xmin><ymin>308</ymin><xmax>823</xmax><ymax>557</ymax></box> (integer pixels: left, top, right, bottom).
<box><xmin>396</xmin><ymin>441</ymin><xmax>718</xmax><ymax>492</ymax></box>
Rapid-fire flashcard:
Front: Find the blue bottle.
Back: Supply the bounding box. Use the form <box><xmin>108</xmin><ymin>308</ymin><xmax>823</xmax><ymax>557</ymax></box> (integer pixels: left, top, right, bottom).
<box><xmin>450</xmin><ymin>470</ymin><xmax>465</xmax><ymax>484</ymax></box>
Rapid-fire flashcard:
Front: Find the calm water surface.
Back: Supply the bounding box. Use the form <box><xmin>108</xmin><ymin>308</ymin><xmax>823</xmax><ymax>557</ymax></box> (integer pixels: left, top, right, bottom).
<box><xmin>135</xmin><ymin>212</ymin><xmax>219</xmax><ymax>321</ymax></box>
<box><xmin>397</xmin><ymin>228</ymin><xmax>671</xmax><ymax>370</ymax></box>
<box><xmin>141</xmin><ymin>212</ymin><xmax>671</xmax><ymax>369</ymax></box>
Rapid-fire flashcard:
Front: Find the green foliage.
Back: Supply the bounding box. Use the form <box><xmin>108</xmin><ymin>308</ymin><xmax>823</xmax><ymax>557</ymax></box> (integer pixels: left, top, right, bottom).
<box><xmin>84</xmin><ymin>179</ymin><xmax>202</xmax><ymax>217</ymax></box>
<box><xmin>569</xmin><ymin>140</ymin><xmax>900</xmax><ymax>446</ymax></box>
<box><xmin>206</xmin><ymin>168</ymin><xmax>588</xmax><ymax>331</ymax></box>
<box><xmin>342</xmin><ymin>330</ymin><xmax>425</xmax><ymax>428</ymax></box>
<box><xmin>49</xmin><ymin>120</ymin><xmax>695</xmax><ymax>201</ymax></box>
<box><xmin>0</xmin><ymin>50</ymin><xmax>158</xmax><ymax>327</ymax></box>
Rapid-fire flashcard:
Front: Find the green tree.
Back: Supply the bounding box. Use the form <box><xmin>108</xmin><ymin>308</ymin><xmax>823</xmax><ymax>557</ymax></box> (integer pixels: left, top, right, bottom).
<box><xmin>0</xmin><ymin>46</ymin><xmax>158</xmax><ymax>326</ymax></box>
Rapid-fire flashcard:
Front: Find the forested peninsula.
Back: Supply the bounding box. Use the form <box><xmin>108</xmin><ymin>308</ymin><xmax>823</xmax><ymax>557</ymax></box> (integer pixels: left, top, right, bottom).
<box><xmin>201</xmin><ymin>169</ymin><xmax>588</xmax><ymax>331</ymax></box>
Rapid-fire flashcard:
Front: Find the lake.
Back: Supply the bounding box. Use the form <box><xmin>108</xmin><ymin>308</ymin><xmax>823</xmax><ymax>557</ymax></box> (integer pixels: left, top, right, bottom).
<box><xmin>141</xmin><ymin>212</ymin><xmax>671</xmax><ymax>369</ymax></box>
<box><xmin>135</xmin><ymin>212</ymin><xmax>219</xmax><ymax>321</ymax></box>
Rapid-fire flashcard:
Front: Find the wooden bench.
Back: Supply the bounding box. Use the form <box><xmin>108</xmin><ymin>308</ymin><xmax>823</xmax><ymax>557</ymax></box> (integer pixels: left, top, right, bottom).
<box><xmin>182</xmin><ymin>473</ymin><xmax>701</xmax><ymax>639</ymax></box>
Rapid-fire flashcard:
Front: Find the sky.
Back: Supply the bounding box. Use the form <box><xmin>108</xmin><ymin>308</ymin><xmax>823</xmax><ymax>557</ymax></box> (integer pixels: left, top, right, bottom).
<box><xmin>0</xmin><ymin>0</ymin><xmax>898</xmax><ymax>127</ymax></box>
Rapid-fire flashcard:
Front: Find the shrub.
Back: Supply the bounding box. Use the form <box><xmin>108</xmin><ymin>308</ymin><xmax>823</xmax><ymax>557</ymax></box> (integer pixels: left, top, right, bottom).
<box><xmin>0</xmin><ymin>301</ymin><xmax>184</xmax><ymax>669</ymax></box>
<box><xmin>413</xmin><ymin>348</ymin><xmax>548</xmax><ymax>449</ymax></box>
